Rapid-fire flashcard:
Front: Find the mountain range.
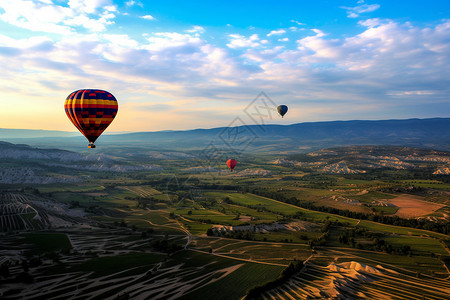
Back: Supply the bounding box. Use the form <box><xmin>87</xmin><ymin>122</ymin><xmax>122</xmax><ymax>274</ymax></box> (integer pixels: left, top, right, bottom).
<box><xmin>0</xmin><ymin>118</ymin><xmax>449</xmax><ymax>153</ymax></box>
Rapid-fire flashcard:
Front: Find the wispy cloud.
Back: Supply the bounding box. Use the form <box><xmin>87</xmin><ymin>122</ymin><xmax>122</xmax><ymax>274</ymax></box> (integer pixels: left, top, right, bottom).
<box><xmin>185</xmin><ymin>26</ymin><xmax>205</xmax><ymax>34</ymax></box>
<box><xmin>291</xmin><ymin>20</ymin><xmax>305</xmax><ymax>26</ymax></box>
<box><xmin>125</xmin><ymin>0</ymin><xmax>143</xmax><ymax>7</ymax></box>
<box><xmin>341</xmin><ymin>1</ymin><xmax>380</xmax><ymax>18</ymax></box>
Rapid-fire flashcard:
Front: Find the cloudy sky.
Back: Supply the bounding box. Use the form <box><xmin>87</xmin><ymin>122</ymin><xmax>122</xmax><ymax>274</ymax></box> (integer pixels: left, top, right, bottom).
<box><xmin>0</xmin><ymin>0</ymin><xmax>449</xmax><ymax>132</ymax></box>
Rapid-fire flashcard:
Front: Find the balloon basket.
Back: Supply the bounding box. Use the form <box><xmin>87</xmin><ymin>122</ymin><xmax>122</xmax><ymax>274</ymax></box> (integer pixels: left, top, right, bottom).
<box><xmin>88</xmin><ymin>143</ymin><xmax>96</xmax><ymax>148</ymax></box>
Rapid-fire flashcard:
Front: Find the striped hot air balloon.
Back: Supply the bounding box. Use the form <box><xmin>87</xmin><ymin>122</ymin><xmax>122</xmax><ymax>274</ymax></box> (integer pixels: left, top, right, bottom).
<box><xmin>64</xmin><ymin>89</ymin><xmax>118</xmax><ymax>148</ymax></box>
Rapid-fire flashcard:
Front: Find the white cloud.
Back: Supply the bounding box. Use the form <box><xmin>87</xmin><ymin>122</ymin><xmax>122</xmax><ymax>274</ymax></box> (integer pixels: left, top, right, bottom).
<box><xmin>341</xmin><ymin>2</ymin><xmax>380</xmax><ymax>18</ymax></box>
<box><xmin>227</xmin><ymin>34</ymin><xmax>260</xmax><ymax>49</ymax></box>
<box><xmin>267</xmin><ymin>29</ymin><xmax>286</xmax><ymax>37</ymax></box>
<box><xmin>0</xmin><ymin>0</ymin><xmax>117</xmax><ymax>34</ymax></box>
<box><xmin>143</xmin><ymin>32</ymin><xmax>203</xmax><ymax>51</ymax></box>
<box><xmin>103</xmin><ymin>34</ymin><xmax>139</xmax><ymax>48</ymax></box>
<box><xmin>289</xmin><ymin>26</ymin><xmax>305</xmax><ymax>32</ymax></box>
<box><xmin>278</xmin><ymin>38</ymin><xmax>289</xmax><ymax>42</ymax></box>
<box><xmin>64</xmin><ymin>13</ymin><xmax>114</xmax><ymax>32</ymax></box>
<box><xmin>291</xmin><ymin>20</ymin><xmax>305</xmax><ymax>26</ymax></box>
<box><xmin>0</xmin><ymin>16</ymin><xmax>449</xmax><ymax>129</ymax></box>
<box><xmin>141</xmin><ymin>15</ymin><xmax>156</xmax><ymax>20</ymax></box>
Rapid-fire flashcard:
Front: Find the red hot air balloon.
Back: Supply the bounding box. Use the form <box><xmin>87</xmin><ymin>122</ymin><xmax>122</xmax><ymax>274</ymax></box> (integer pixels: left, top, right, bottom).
<box><xmin>227</xmin><ymin>159</ymin><xmax>237</xmax><ymax>171</ymax></box>
<box><xmin>64</xmin><ymin>89</ymin><xmax>118</xmax><ymax>148</ymax></box>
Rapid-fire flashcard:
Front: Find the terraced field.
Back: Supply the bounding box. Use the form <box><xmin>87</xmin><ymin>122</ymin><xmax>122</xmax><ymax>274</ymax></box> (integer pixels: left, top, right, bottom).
<box><xmin>118</xmin><ymin>185</ymin><xmax>162</xmax><ymax>197</ymax></box>
<box><xmin>0</xmin><ymin>193</ymin><xmax>37</xmax><ymax>231</ymax></box>
<box><xmin>0</xmin><ymin>233</ymin><xmax>284</xmax><ymax>300</ymax></box>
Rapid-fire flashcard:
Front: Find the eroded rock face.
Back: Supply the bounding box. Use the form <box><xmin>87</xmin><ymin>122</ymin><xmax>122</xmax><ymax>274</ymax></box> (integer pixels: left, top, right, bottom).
<box><xmin>433</xmin><ymin>167</ymin><xmax>450</xmax><ymax>175</ymax></box>
<box><xmin>237</xmin><ymin>168</ymin><xmax>272</xmax><ymax>177</ymax></box>
<box><xmin>322</xmin><ymin>161</ymin><xmax>366</xmax><ymax>174</ymax></box>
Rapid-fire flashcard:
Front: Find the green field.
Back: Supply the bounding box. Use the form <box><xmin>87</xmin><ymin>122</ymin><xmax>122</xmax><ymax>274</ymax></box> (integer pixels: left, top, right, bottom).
<box><xmin>358</xmin><ymin>220</ymin><xmax>449</xmax><ymax>240</ymax></box>
<box><xmin>382</xmin><ymin>235</ymin><xmax>448</xmax><ymax>256</ymax></box>
<box><xmin>346</xmin><ymin>191</ymin><xmax>396</xmax><ymax>203</ymax></box>
<box><xmin>23</xmin><ymin>233</ymin><xmax>72</xmax><ymax>255</ymax></box>
<box><xmin>69</xmin><ymin>253</ymin><xmax>166</xmax><ymax>277</ymax></box>
<box><xmin>371</xmin><ymin>206</ymin><xmax>399</xmax><ymax>214</ymax></box>
<box><xmin>177</xmin><ymin>251</ymin><xmax>285</xmax><ymax>300</ymax></box>
<box><xmin>399</xmin><ymin>180</ymin><xmax>450</xmax><ymax>190</ymax></box>
<box><xmin>206</xmin><ymin>192</ymin><xmax>359</xmax><ymax>225</ymax></box>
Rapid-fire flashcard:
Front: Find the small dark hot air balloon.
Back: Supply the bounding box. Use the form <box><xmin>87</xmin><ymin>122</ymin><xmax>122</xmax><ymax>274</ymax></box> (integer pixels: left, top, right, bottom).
<box><xmin>64</xmin><ymin>89</ymin><xmax>118</xmax><ymax>148</ymax></box>
<box><xmin>227</xmin><ymin>159</ymin><xmax>237</xmax><ymax>172</ymax></box>
<box><xmin>277</xmin><ymin>105</ymin><xmax>288</xmax><ymax>118</ymax></box>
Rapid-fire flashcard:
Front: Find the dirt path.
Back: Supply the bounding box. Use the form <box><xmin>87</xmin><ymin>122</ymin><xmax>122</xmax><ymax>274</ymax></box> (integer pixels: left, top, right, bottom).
<box><xmin>213</xmin><ymin>240</ymin><xmax>247</xmax><ymax>252</ymax></box>
<box><xmin>198</xmin><ymin>236</ymin><xmax>310</xmax><ymax>247</ymax></box>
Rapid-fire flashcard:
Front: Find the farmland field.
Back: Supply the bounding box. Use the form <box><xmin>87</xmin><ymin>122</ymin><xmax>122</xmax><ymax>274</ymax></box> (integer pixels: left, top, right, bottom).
<box><xmin>0</xmin><ymin>145</ymin><xmax>449</xmax><ymax>300</ymax></box>
<box><xmin>389</xmin><ymin>194</ymin><xmax>446</xmax><ymax>218</ymax></box>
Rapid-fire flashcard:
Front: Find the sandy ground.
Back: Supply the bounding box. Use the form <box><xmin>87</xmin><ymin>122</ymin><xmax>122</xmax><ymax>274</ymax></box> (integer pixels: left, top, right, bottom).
<box><xmin>389</xmin><ymin>194</ymin><xmax>445</xmax><ymax>218</ymax></box>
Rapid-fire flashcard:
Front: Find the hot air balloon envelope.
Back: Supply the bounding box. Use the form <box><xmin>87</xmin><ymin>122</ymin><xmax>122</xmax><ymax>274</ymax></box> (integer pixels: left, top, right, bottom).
<box><xmin>277</xmin><ymin>105</ymin><xmax>288</xmax><ymax>118</ymax></box>
<box><xmin>64</xmin><ymin>89</ymin><xmax>118</xmax><ymax>148</ymax></box>
<box><xmin>227</xmin><ymin>159</ymin><xmax>237</xmax><ymax>171</ymax></box>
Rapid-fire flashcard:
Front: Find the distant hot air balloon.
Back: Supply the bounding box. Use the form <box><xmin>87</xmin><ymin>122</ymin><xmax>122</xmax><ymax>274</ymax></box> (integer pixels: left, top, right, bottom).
<box><xmin>227</xmin><ymin>159</ymin><xmax>237</xmax><ymax>172</ymax></box>
<box><xmin>277</xmin><ymin>105</ymin><xmax>288</xmax><ymax>118</ymax></box>
<box><xmin>64</xmin><ymin>89</ymin><xmax>118</xmax><ymax>148</ymax></box>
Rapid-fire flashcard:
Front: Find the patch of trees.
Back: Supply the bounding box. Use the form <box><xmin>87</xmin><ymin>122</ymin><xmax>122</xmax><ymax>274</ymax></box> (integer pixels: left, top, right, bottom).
<box><xmin>307</xmin><ymin>220</ymin><xmax>334</xmax><ymax>249</ymax></box>
<box><xmin>338</xmin><ymin>228</ymin><xmax>412</xmax><ymax>255</ymax></box>
<box><xmin>149</xmin><ymin>238</ymin><xmax>183</xmax><ymax>254</ymax></box>
<box><xmin>245</xmin><ymin>260</ymin><xmax>304</xmax><ymax>300</ymax></box>
<box><xmin>113</xmin><ymin>220</ymin><xmax>128</xmax><ymax>227</ymax></box>
<box><xmin>380</xmin><ymin>186</ymin><xmax>425</xmax><ymax>194</ymax></box>
<box><xmin>140</xmin><ymin>228</ymin><xmax>154</xmax><ymax>239</ymax></box>
<box><xmin>0</xmin><ymin>262</ymin><xmax>10</xmax><ymax>279</ymax></box>
<box><xmin>343</xmin><ymin>167</ymin><xmax>442</xmax><ymax>181</ymax></box>
<box><xmin>442</xmin><ymin>256</ymin><xmax>450</xmax><ymax>270</ymax></box>
<box><xmin>207</xmin><ymin>228</ymin><xmax>255</xmax><ymax>241</ymax></box>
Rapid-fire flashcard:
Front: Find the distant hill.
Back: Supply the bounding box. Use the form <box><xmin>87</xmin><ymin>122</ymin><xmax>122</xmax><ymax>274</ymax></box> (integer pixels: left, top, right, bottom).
<box><xmin>1</xmin><ymin>118</ymin><xmax>449</xmax><ymax>153</ymax></box>
<box><xmin>0</xmin><ymin>141</ymin><xmax>163</xmax><ymax>184</ymax></box>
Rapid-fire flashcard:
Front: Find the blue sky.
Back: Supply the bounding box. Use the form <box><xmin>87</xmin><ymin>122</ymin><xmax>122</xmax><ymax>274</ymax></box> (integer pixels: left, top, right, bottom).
<box><xmin>0</xmin><ymin>0</ymin><xmax>449</xmax><ymax>132</ymax></box>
